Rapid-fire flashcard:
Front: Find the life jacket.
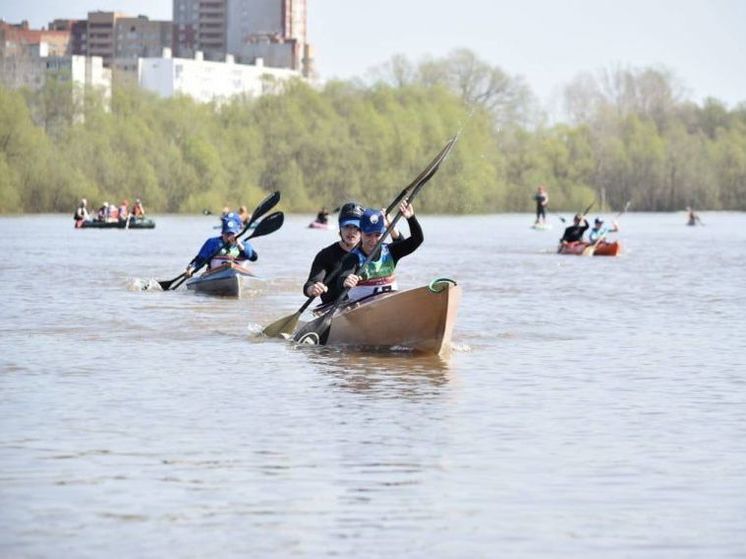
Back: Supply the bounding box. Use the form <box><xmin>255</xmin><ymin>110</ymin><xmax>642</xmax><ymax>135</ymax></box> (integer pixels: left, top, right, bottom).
<box><xmin>348</xmin><ymin>245</ymin><xmax>398</xmax><ymax>301</ymax></box>
<box><xmin>209</xmin><ymin>246</ymin><xmax>242</xmax><ymax>269</ymax></box>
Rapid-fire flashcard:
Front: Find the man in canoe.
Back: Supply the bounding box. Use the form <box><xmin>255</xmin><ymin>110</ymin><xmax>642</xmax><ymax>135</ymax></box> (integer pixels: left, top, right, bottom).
<box><xmin>303</xmin><ymin>202</ymin><xmax>363</xmax><ymax>304</ymax></box>
<box><xmin>338</xmin><ymin>200</ymin><xmax>422</xmax><ymax>303</ymax></box>
<box><xmin>184</xmin><ymin>212</ymin><xmax>257</xmax><ymax>277</ymax></box>
<box><xmin>559</xmin><ymin>213</ymin><xmax>590</xmax><ymax>246</ymax></box>
<box><xmin>588</xmin><ymin>217</ymin><xmax>619</xmax><ymax>243</ymax></box>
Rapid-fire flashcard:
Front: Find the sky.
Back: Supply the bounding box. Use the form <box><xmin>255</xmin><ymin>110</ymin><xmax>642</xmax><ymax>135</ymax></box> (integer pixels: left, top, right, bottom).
<box><xmin>2</xmin><ymin>0</ymin><xmax>745</xmax><ymax>110</ymax></box>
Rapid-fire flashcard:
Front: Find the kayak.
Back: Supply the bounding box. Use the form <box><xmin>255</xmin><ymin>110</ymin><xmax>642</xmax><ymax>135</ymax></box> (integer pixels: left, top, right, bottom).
<box><xmin>296</xmin><ymin>279</ymin><xmax>461</xmax><ymax>355</ymax></box>
<box><xmin>557</xmin><ymin>240</ymin><xmax>622</xmax><ymax>256</ymax></box>
<box><xmin>185</xmin><ymin>258</ymin><xmax>257</xmax><ymax>297</ymax></box>
<box><xmin>77</xmin><ymin>217</ymin><xmax>155</xmax><ymax>229</ymax></box>
<box><xmin>308</xmin><ymin>221</ymin><xmax>330</xmax><ymax>230</ymax></box>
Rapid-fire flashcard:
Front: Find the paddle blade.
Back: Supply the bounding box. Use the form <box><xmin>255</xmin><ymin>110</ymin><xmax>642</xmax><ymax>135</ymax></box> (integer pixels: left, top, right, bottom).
<box><xmin>247</xmin><ymin>211</ymin><xmax>284</xmax><ymax>239</ymax></box>
<box><xmin>581</xmin><ymin>245</ymin><xmax>595</xmax><ymax>256</ymax></box>
<box><xmin>291</xmin><ymin>310</ymin><xmax>334</xmax><ymax>344</ymax></box>
<box><xmin>247</xmin><ymin>190</ymin><xmax>281</xmax><ymax>227</ymax></box>
<box><xmin>262</xmin><ymin>310</ymin><xmax>302</xmax><ymax>338</ymax></box>
<box><xmin>157</xmin><ymin>273</ymin><xmax>184</xmax><ymax>291</ymax></box>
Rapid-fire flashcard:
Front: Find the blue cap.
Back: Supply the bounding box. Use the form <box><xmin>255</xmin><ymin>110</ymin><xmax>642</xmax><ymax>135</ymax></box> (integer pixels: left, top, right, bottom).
<box><xmin>360</xmin><ymin>208</ymin><xmax>386</xmax><ymax>234</ymax></box>
<box><xmin>222</xmin><ymin>212</ymin><xmax>242</xmax><ymax>235</ymax></box>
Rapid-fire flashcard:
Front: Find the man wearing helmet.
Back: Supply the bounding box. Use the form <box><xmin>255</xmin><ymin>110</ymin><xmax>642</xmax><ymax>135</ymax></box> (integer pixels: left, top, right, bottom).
<box><xmin>303</xmin><ymin>202</ymin><xmax>364</xmax><ymax>304</ymax></box>
<box><xmin>184</xmin><ymin>212</ymin><xmax>257</xmax><ymax>277</ymax></box>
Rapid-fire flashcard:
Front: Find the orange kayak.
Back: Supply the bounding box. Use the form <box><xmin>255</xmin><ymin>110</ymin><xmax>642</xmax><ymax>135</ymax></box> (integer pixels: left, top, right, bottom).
<box><xmin>557</xmin><ymin>240</ymin><xmax>622</xmax><ymax>256</ymax></box>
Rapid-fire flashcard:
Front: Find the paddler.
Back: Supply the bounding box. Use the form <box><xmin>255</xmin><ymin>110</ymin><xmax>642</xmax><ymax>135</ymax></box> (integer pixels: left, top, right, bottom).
<box><xmin>338</xmin><ymin>199</ymin><xmax>422</xmax><ymax>303</ymax></box>
<box><xmin>559</xmin><ymin>213</ymin><xmax>590</xmax><ymax>245</ymax></box>
<box><xmin>184</xmin><ymin>212</ymin><xmax>257</xmax><ymax>277</ymax></box>
<box><xmin>588</xmin><ymin>217</ymin><xmax>618</xmax><ymax>243</ymax></box>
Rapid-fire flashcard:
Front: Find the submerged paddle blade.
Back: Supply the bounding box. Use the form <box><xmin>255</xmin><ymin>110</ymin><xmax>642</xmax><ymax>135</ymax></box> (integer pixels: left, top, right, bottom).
<box><xmin>262</xmin><ymin>311</ymin><xmax>302</xmax><ymax>338</ymax></box>
<box><xmin>291</xmin><ymin>310</ymin><xmax>334</xmax><ymax>344</ymax></box>
<box><xmin>157</xmin><ymin>273</ymin><xmax>184</xmax><ymax>291</ymax></box>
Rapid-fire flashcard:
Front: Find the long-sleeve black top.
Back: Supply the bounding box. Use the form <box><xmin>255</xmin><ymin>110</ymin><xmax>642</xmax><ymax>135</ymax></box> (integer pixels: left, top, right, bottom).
<box><xmin>560</xmin><ymin>220</ymin><xmax>589</xmax><ymax>243</ymax></box>
<box><xmin>303</xmin><ymin>242</ymin><xmax>351</xmax><ymax>304</ymax></box>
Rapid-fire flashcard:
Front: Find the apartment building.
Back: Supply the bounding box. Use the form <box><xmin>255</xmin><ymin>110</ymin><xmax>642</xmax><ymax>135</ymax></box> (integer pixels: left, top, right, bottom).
<box><xmin>138</xmin><ymin>48</ymin><xmax>299</xmax><ymax>103</ymax></box>
<box><xmin>173</xmin><ymin>0</ymin><xmax>227</xmax><ymax>61</ymax></box>
<box><xmin>173</xmin><ymin>0</ymin><xmax>313</xmax><ymax>76</ymax></box>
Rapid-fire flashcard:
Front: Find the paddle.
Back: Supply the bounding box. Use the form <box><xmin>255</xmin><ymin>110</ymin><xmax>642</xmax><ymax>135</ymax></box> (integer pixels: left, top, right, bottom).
<box><xmin>582</xmin><ymin>200</ymin><xmax>631</xmax><ymax>256</ymax></box>
<box><xmin>169</xmin><ymin>210</ymin><xmax>285</xmax><ymax>290</ymax></box>
<box><xmin>290</xmin><ymin>135</ymin><xmax>458</xmax><ymax>345</ymax></box>
<box><xmin>261</xmin><ymin>137</ymin><xmax>458</xmax><ymax>339</ymax></box>
<box><xmin>157</xmin><ymin>191</ymin><xmax>281</xmax><ymax>290</ymax></box>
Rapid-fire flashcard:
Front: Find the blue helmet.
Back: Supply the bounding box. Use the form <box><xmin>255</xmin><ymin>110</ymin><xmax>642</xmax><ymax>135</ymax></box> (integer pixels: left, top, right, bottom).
<box><xmin>222</xmin><ymin>212</ymin><xmax>242</xmax><ymax>235</ymax></box>
<box><xmin>360</xmin><ymin>208</ymin><xmax>386</xmax><ymax>234</ymax></box>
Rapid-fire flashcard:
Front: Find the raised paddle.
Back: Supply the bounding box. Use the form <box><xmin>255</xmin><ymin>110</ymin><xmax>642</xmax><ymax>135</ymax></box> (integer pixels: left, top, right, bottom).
<box><xmin>290</xmin><ymin>135</ymin><xmax>459</xmax><ymax>345</ymax></box>
<box><xmin>157</xmin><ymin>190</ymin><xmax>281</xmax><ymax>290</ymax></box>
<box><xmin>582</xmin><ymin>200</ymin><xmax>631</xmax><ymax>256</ymax></box>
<box><xmin>169</xmin><ymin>210</ymin><xmax>285</xmax><ymax>290</ymax></box>
<box><xmin>261</xmin><ymin>137</ymin><xmax>458</xmax><ymax>339</ymax></box>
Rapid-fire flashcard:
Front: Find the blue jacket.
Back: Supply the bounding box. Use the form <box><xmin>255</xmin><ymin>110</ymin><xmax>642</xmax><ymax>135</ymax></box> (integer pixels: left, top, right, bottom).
<box><xmin>190</xmin><ymin>236</ymin><xmax>257</xmax><ymax>269</ymax></box>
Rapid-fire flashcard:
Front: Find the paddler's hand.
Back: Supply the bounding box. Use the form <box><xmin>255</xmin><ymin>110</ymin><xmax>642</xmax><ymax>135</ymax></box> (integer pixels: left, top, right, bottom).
<box><xmin>306</xmin><ymin>282</ymin><xmax>328</xmax><ymax>298</ymax></box>
<box><xmin>383</xmin><ymin>208</ymin><xmax>401</xmax><ymax>240</ymax></box>
<box><xmin>185</xmin><ymin>266</ymin><xmax>194</xmax><ymax>278</ymax></box>
<box><xmin>399</xmin><ymin>199</ymin><xmax>414</xmax><ymax>218</ymax></box>
<box><xmin>343</xmin><ymin>274</ymin><xmax>361</xmax><ymax>289</ymax></box>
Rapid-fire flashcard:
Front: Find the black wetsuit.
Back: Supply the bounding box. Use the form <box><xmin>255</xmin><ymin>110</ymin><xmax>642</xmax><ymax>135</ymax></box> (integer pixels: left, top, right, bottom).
<box><xmin>337</xmin><ymin>215</ymin><xmax>424</xmax><ymax>291</ymax></box>
<box><xmin>560</xmin><ymin>221</ymin><xmax>589</xmax><ymax>243</ymax></box>
<box><xmin>534</xmin><ymin>193</ymin><xmax>547</xmax><ymax>220</ymax></box>
<box><xmin>303</xmin><ymin>242</ymin><xmax>351</xmax><ymax>304</ymax></box>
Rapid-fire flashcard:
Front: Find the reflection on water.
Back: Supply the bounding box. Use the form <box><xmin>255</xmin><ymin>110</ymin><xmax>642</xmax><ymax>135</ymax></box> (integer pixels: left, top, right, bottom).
<box><xmin>299</xmin><ymin>345</ymin><xmax>452</xmax><ymax>398</ymax></box>
<box><xmin>1</xmin><ymin>213</ymin><xmax>746</xmax><ymax>558</ymax></box>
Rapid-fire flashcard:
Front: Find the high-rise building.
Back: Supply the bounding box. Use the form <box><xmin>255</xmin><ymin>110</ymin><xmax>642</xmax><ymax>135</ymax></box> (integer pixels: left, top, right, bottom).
<box><xmin>173</xmin><ymin>0</ymin><xmax>227</xmax><ymax>61</ymax></box>
<box><xmin>173</xmin><ymin>0</ymin><xmax>312</xmax><ymax>76</ymax></box>
<box><xmin>226</xmin><ymin>0</ymin><xmax>310</xmax><ymax>75</ymax></box>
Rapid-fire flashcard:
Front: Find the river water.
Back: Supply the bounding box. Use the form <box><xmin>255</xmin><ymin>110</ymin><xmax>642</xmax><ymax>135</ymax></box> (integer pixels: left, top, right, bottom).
<box><xmin>1</xmin><ymin>212</ymin><xmax>745</xmax><ymax>558</ymax></box>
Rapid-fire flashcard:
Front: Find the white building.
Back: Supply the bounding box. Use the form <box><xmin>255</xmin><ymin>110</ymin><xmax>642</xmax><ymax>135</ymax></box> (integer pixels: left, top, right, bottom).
<box><xmin>0</xmin><ymin>41</ymin><xmax>111</xmax><ymax>101</ymax></box>
<box><xmin>137</xmin><ymin>48</ymin><xmax>301</xmax><ymax>104</ymax></box>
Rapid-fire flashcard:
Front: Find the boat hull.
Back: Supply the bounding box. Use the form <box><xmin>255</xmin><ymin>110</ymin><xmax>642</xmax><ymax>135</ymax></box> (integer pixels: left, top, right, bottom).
<box><xmin>185</xmin><ymin>262</ymin><xmax>255</xmax><ymax>297</ymax></box>
<box><xmin>321</xmin><ymin>281</ymin><xmax>461</xmax><ymax>355</ymax></box>
<box><xmin>557</xmin><ymin>240</ymin><xmax>621</xmax><ymax>256</ymax></box>
<box><xmin>308</xmin><ymin>221</ymin><xmax>330</xmax><ymax>230</ymax></box>
<box><xmin>78</xmin><ymin>218</ymin><xmax>155</xmax><ymax>229</ymax></box>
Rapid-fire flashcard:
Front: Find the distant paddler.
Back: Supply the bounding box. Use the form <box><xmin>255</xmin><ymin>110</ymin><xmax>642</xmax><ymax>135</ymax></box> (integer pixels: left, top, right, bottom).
<box><xmin>73</xmin><ymin>198</ymin><xmax>89</xmax><ymax>228</ymax></box>
<box><xmin>686</xmin><ymin>206</ymin><xmax>703</xmax><ymax>226</ymax></box>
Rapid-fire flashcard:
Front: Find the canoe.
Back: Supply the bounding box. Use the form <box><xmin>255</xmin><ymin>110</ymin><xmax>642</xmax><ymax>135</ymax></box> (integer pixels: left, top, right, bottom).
<box><xmin>557</xmin><ymin>240</ymin><xmax>622</xmax><ymax>256</ymax></box>
<box><xmin>308</xmin><ymin>220</ymin><xmax>330</xmax><ymax>230</ymax></box>
<box><xmin>298</xmin><ymin>279</ymin><xmax>461</xmax><ymax>355</ymax></box>
<box><xmin>185</xmin><ymin>259</ymin><xmax>256</xmax><ymax>297</ymax></box>
<box><xmin>77</xmin><ymin>217</ymin><xmax>155</xmax><ymax>229</ymax></box>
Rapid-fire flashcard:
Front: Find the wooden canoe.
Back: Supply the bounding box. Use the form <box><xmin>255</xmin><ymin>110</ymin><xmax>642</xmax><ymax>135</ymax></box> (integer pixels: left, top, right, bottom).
<box><xmin>318</xmin><ymin>280</ymin><xmax>461</xmax><ymax>355</ymax></box>
<box><xmin>557</xmin><ymin>240</ymin><xmax>622</xmax><ymax>256</ymax></box>
<box><xmin>185</xmin><ymin>260</ymin><xmax>256</xmax><ymax>297</ymax></box>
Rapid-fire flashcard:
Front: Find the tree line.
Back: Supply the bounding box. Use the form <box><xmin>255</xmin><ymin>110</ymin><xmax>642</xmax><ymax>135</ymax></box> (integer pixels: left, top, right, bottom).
<box><xmin>1</xmin><ymin>49</ymin><xmax>745</xmax><ymax>214</ymax></box>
